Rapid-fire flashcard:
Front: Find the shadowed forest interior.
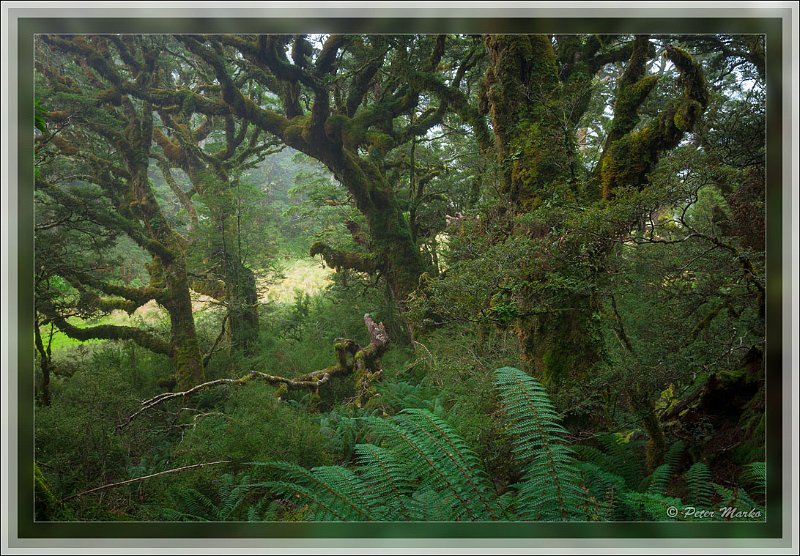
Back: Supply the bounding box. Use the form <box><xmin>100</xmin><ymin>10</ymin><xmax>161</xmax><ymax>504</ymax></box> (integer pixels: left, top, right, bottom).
<box><xmin>33</xmin><ymin>33</ymin><xmax>766</xmax><ymax>522</ymax></box>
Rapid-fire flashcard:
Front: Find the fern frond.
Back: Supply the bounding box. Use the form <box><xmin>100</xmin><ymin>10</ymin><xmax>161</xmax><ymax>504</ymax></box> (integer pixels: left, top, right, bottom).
<box><xmin>165</xmin><ymin>487</ymin><xmax>219</xmax><ymax>521</ymax></box>
<box><xmin>645</xmin><ymin>464</ymin><xmax>672</xmax><ymax>495</ymax></box>
<box><xmin>663</xmin><ymin>440</ymin><xmax>685</xmax><ymax>471</ymax></box>
<box><xmin>404</xmin><ymin>488</ymin><xmax>458</xmax><ymax>521</ymax></box>
<box><xmin>395</xmin><ymin>409</ymin><xmax>499</xmax><ymax>519</ymax></box>
<box><xmin>686</xmin><ymin>462</ymin><xmax>714</xmax><ymax>508</ymax></box>
<box><xmin>593</xmin><ymin>433</ymin><xmax>646</xmax><ymax>488</ymax></box>
<box><xmin>217</xmin><ymin>473</ymin><xmax>249</xmax><ymax>520</ymax></box>
<box><xmin>364</xmin><ymin>410</ymin><xmax>497</xmax><ymax>520</ymax></box>
<box><xmin>354</xmin><ymin>443</ymin><xmax>414</xmax><ymax>520</ymax></box>
<box><xmin>742</xmin><ymin>461</ymin><xmax>766</xmax><ymax>498</ymax></box>
<box><xmin>616</xmin><ymin>492</ymin><xmax>683</xmax><ymax>521</ymax></box>
<box><xmin>713</xmin><ymin>483</ymin><xmax>764</xmax><ymax>521</ymax></box>
<box><xmin>577</xmin><ymin>461</ymin><xmax>626</xmax><ymax>520</ymax></box>
<box><xmin>255</xmin><ymin>461</ymin><xmax>380</xmax><ymax>521</ymax></box>
<box><xmin>494</xmin><ymin>367</ymin><xmax>585</xmax><ymax>521</ymax></box>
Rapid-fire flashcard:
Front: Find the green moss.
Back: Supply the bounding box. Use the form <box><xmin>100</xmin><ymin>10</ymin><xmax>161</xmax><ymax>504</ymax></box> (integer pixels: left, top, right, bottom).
<box><xmin>610</xmin><ymin>74</ymin><xmax>659</xmax><ymax>138</ymax></box>
<box><xmin>340</xmin><ymin>121</ymin><xmax>366</xmax><ymax>148</ymax></box>
<box><xmin>34</xmin><ymin>463</ymin><xmax>59</xmax><ymax>520</ymax></box>
<box><xmin>673</xmin><ymin>99</ymin><xmax>703</xmax><ymax>131</ymax></box>
<box><xmin>365</xmin><ymin>130</ymin><xmax>394</xmax><ymax>153</ymax></box>
<box><xmin>600</xmin><ymin>41</ymin><xmax>707</xmax><ymax>200</ymax></box>
<box><xmin>283</xmin><ymin>114</ymin><xmax>311</xmax><ymax>146</ymax></box>
<box><xmin>323</xmin><ymin>113</ymin><xmax>347</xmax><ymax>140</ymax></box>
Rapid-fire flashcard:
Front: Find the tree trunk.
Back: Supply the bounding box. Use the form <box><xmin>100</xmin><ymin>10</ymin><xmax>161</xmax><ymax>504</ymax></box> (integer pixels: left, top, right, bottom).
<box><xmin>34</xmin><ymin>323</ymin><xmax>52</xmax><ymax>406</ymax></box>
<box><xmin>516</xmin><ymin>298</ymin><xmax>601</xmax><ymax>391</ymax></box>
<box><xmin>159</xmin><ymin>256</ymin><xmax>205</xmax><ymax>389</ymax></box>
<box><xmin>482</xmin><ymin>35</ymin><xmax>599</xmax><ymax>387</ymax></box>
<box><xmin>640</xmin><ymin>401</ymin><xmax>668</xmax><ymax>473</ymax></box>
<box><xmin>318</xmin><ymin>146</ymin><xmax>427</xmax><ymax>309</ymax></box>
<box><xmin>225</xmin><ymin>256</ymin><xmax>260</xmax><ymax>355</ymax></box>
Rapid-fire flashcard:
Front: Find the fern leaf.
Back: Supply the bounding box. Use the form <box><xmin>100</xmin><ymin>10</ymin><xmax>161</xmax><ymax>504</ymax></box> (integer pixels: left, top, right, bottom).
<box><xmin>394</xmin><ymin>409</ymin><xmax>499</xmax><ymax>519</ymax></box>
<box><xmin>742</xmin><ymin>461</ymin><xmax>766</xmax><ymax>498</ymax></box>
<box><xmin>577</xmin><ymin>461</ymin><xmax>626</xmax><ymax>520</ymax></box>
<box><xmin>686</xmin><ymin>463</ymin><xmax>714</xmax><ymax>508</ymax></box>
<box><xmin>354</xmin><ymin>443</ymin><xmax>414</xmax><ymax>520</ymax></box>
<box><xmin>617</xmin><ymin>491</ymin><xmax>683</xmax><ymax>521</ymax></box>
<box><xmin>364</xmin><ymin>413</ymin><xmax>494</xmax><ymax>520</ymax></box>
<box><xmin>404</xmin><ymin>488</ymin><xmax>458</xmax><ymax>521</ymax></box>
<box><xmin>663</xmin><ymin>440</ymin><xmax>685</xmax><ymax>471</ymax></box>
<box><xmin>713</xmin><ymin>483</ymin><xmax>764</xmax><ymax>521</ymax></box>
<box><xmin>645</xmin><ymin>464</ymin><xmax>672</xmax><ymax>495</ymax></box>
<box><xmin>255</xmin><ymin>461</ymin><xmax>379</xmax><ymax>521</ymax></box>
<box><xmin>494</xmin><ymin>367</ymin><xmax>585</xmax><ymax>521</ymax></box>
<box><xmin>592</xmin><ymin>433</ymin><xmax>647</xmax><ymax>489</ymax></box>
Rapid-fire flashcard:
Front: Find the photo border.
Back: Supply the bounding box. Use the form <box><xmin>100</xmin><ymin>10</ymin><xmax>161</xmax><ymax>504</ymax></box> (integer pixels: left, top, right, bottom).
<box><xmin>3</xmin><ymin>2</ymin><xmax>797</xmax><ymax>552</ymax></box>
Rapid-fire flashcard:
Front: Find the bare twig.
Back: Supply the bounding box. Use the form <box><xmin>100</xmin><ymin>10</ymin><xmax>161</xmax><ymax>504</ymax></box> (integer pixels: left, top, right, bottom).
<box><xmin>61</xmin><ymin>460</ymin><xmax>231</xmax><ymax>502</ymax></box>
<box><xmin>202</xmin><ymin>314</ymin><xmax>229</xmax><ymax>368</ymax></box>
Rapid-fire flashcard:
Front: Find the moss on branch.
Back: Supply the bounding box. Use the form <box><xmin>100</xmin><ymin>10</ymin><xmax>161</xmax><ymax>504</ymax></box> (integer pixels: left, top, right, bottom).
<box><xmin>310</xmin><ymin>242</ymin><xmax>378</xmax><ymax>274</ymax></box>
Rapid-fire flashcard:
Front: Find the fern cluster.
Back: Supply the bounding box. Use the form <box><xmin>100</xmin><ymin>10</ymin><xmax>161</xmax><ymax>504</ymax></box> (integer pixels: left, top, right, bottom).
<box><xmin>234</xmin><ymin>367</ymin><xmax>585</xmax><ymax>521</ymax></box>
<box><xmin>201</xmin><ymin>367</ymin><xmax>765</xmax><ymax>523</ymax></box>
<box><xmin>162</xmin><ymin>473</ymin><xmax>276</xmax><ymax>521</ymax></box>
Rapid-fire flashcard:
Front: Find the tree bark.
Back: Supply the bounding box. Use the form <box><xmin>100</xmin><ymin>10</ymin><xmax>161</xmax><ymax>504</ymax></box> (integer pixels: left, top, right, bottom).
<box><xmin>158</xmin><ymin>256</ymin><xmax>206</xmax><ymax>389</ymax></box>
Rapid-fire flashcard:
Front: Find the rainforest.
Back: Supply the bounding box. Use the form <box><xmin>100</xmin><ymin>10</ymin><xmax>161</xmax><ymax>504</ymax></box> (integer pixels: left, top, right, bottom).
<box><xmin>32</xmin><ymin>33</ymin><xmax>766</xmax><ymax>522</ymax></box>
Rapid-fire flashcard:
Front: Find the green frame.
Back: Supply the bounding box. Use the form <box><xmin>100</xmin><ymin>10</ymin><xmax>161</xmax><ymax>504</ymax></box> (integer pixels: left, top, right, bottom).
<box><xmin>10</xmin><ymin>9</ymin><xmax>790</xmax><ymax>547</ymax></box>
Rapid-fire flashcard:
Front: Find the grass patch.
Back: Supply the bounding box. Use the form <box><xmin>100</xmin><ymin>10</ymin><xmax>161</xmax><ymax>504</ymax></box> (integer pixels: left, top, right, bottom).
<box><xmin>259</xmin><ymin>257</ymin><xmax>333</xmax><ymax>304</ymax></box>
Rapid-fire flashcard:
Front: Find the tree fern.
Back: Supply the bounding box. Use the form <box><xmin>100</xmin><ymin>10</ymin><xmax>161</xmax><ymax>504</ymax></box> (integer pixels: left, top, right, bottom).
<box><xmin>686</xmin><ymin>462</ymin><xmax>714</xmax><ymax>508</ymax></box>
<box><xmin>493</xmin><ymin>367</ymin><xmax>585</xmax><ymax>521</ymax></box>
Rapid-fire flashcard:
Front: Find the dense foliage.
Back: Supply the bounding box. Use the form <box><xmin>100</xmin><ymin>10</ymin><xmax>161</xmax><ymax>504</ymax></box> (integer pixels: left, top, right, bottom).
<box><xmin>33</xmin><ymin>32</ymin><xmax>766</xmax><ymax>523</ymax></box>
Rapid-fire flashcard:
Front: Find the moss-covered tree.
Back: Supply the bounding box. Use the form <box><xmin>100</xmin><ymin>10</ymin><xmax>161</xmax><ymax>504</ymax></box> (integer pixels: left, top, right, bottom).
<box><xmin>36</xmin><ymin>35</ymin><xmax>206</xmax><ymax>388</ymax></box>
<box><xmin>477</xmin><ymin>35</ymin><xmax>708</xmax><ymax>394</ymax></box>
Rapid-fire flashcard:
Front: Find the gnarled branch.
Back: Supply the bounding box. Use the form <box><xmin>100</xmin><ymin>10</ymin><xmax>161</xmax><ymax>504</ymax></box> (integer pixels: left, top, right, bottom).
<box><xmin>310</xmin><ymin>242</ymin><xmax>379</xmax><ymax>274</ymax></box>
<box><xmin>48</xmin><ymin>314</ymin><xmax>172</xmax><ymax>356</ymax></box>
<box><xmin>118</xmin><ymin>314</ymin><xmax>389</xmax><ymax>430</ymax></box>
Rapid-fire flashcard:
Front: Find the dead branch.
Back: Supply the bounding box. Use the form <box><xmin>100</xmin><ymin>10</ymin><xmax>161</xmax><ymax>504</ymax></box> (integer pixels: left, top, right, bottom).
<box><xmin>61</xmin><ymin>460</ymin><xmax>231</xmax><ymax>502</ymax></box>
<box><xmin>117</xmin><ymin>314</ymin><xmax>389</xmax><ymax>430</ymax></box>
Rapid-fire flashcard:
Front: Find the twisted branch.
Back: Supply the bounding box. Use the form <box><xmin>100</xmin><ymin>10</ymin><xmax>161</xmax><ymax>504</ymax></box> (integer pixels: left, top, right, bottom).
<box><xmin>117</xmin><ymin>314</ymin><xmax>388</xmax><ymax>430</ymax></box>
